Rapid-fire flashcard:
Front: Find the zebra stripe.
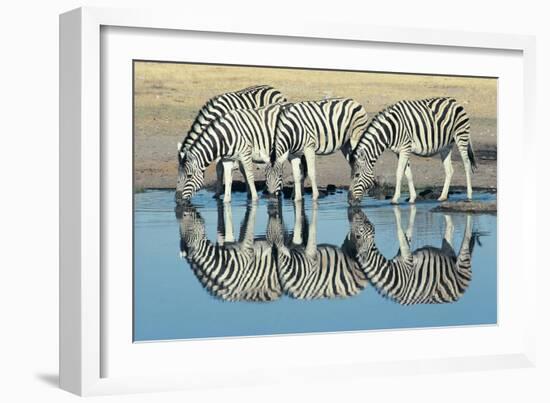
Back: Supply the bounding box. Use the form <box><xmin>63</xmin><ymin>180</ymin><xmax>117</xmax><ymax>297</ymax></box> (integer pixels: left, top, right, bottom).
<box><xmin>178</xmin><ymin>85</ymin><xmax>286</xmax><ymax>159</ymax></box>
<box><xmin>276</xmin><ymin>244</ymin><xmax>367</xmax><ymax>299</ymax></box>
<box><xmin>177</xmin><ymin>103</ymin><xmax>285</xmax><ymax>202</ymax></box>
<box><xmin>265</xmin><ymin>98</ymin><xmax>369</xmax><ymax>200</ymax></box>
<box><xmin>266</xmin><ymin>202</ymin><xmax>368</xmax><ymax>300</ymax></box>
<box><xmin>177</xmin><ymin>204</ymin><xmax>281</xmax><ymax>302</ymax></box>
<box><xmin>348</xmin><ymin>207</ymin><xmax>474</xmax><ymax>305</ymax></box>
<box><xmin>176</xmin><ymin>85</ymin><xmax>286</xmax><ymax>202</ymax></box>
<box><xmin>348</xmin><ymin>97</ymin><xmax>476</xmax><ymax>204</ymax></box>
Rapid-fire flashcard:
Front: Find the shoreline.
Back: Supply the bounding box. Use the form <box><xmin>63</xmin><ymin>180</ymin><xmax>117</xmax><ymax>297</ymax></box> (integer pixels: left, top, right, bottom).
<box><xmin>137</xmin><ymin>185</ymin><xmax>498</xmax><ymax>213</ymax></box>
<box><xmin>136</xmin><ymin>183</ymin><xmax>497</xmax><ymax>199</ymax></box>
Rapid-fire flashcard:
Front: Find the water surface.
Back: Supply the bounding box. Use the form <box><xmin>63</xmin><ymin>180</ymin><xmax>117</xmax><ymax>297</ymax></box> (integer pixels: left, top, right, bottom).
<box><xmin>134</xmin><ymin>190</ymin><xmax>497</xmax><ymax>342</ymax></box>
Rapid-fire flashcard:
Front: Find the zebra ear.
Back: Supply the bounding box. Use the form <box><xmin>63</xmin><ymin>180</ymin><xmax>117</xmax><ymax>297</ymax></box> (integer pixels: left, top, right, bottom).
<box><xmin>177</xmin><ymin>142</ymin><xmax>182</xmax><ymax>151</ymax></box>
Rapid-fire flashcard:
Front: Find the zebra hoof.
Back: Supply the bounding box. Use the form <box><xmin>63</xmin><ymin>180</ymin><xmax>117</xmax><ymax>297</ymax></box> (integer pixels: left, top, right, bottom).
<box><xmin>409</xmin><ymin>198</ymin><xmax>417</xmax><ymax>204</ymax></box>
<box><xmin>437</xmin><ymin>196</ymin><xmax>448</xmax><ymax>202</ymax></box>
<box><xmin>390</xmin><ymin>199</ymin><xmax>400</xmax><ymax>205</ymax></box>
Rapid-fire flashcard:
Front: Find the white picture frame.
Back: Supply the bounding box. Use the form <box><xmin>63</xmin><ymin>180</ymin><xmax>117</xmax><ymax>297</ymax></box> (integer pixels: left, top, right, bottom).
<box><xmin>59</xmin><ymin>6</ymin><xmax>537</xmax><ymax>396</ymax></box>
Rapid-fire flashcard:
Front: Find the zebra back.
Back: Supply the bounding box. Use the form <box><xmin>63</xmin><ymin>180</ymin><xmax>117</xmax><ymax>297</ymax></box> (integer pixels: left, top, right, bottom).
<box><xmin>178</xmin><ymin>204</ymin><xmax>282</xmax><ymax>302</ymax></box>
<box><xmin>185</xmin><ymin>103</ymin><xmax>285</xmax><ymax>171</ymax></box>
<box><xmin>277</xmin><ymin>244</ymin><xmax>367</xmax><ymax>300</ymax></box>
<box><xmin>353</xmin><ymin>97</ymin><xmax>470</xmax><ymax>162</ymax></box>
<box><xmin>190</xmin><ymin>241</ymin><xmax>281</xmax><ymax>302</ymax></box>
<box><xmin>272</xmin><ymin>98</ymin><xmax>368</xmax><ymax>161</ymax></box>
<box><xmin>180</xmin><ymin>85</ymin><xmax>287</xmax><ymax>158</ymax></box>
<box><xmin>359</xmin><ymin>241</ymin><xmax>473</xmax><ymax>305</ymax></box>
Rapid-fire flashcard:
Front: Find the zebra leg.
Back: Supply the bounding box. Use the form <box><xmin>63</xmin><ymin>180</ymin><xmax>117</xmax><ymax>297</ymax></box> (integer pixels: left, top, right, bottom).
<box><xmin>222</xmin><ymin>160</ymin><xmax>234</xmax><ymax>203</ymax></box>
<box><xmin>239</xmin><ymin>155</ymin><xmax>259</xmax><ymax>201</ymax></box>
<box><xmin>392</xmin><ymin>151</ymin><xmax>410</xmax><ymax>204</ymax></box>
<box><xmin>393</xmin><ymin>206</ymin><xmax>411</xmax><ymax>258</ymax></box>
<box><xmin>290</xmin><ymin>157</ymin><xmax>303</xmax><ymax>201</ymax></box>
<box><xmin>438</xmin><ymin>148</ymin><xmax>454</xmax><ymax>201</ymax></box>
<box><xmin>224</xmin><ymin>202</ymin><xmax>235</xmax><ymax>243</ymax></box>
<box><xmin>459</xmin><ymin>215</ymin><xmax>473</xmax><ymax>255</ymax></box>
<box><xmin>214</xmin><ymin>160</ymin><xmax>224</xmax><ymax>199</ymax></box>
<box><xmin>305</xmin><ymin>201</ymin><xmax>318</xmax><ymax>264</ymax></box>
<box><xmin>404</xmin><ymin>163</ymin><xmax>417</xmax><ymax>203</ymax></box>
<box><xmin>238</xmin><ymin>202</ymin><xmax>257</xmax><ymax>251</ymax></box>
<box><xmin>457</xmin><ymin>144</ymin><xmax>473</xmax><ymax>201</ymax></box>
<box><xmin>216</xmin><ymin>200</ymin><xmax>225</xmax><ymax>245</ymax></box>
<box><xmin>455</xmin><ymin>215</ymin><xmax>474</xmax><ymax>286</ymax></box>
<box><xmin>444</xmin><ymin>214</ymin><xmax>455</xmax><ymax>245</ymax></box>
<box><xmin>303</xmin><ymin>148</ymin><xmax>319</xmax><ymax>200</ymax></box>
<box><xmin>406</xmin><ymin>205</ymin><xmax>416</xmax><ymax>244</ymax></box>
<box><xmin>292</xmin><ymin>200</ymin><xmax>304</xmax><ymax>245</ymax></box>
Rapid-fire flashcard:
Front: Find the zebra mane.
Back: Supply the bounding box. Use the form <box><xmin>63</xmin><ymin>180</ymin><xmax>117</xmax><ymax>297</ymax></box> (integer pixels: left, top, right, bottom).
<box><xmin>270</xmin><ymin>104</ymin><xmax>293</xmax><ymax>164</ymax></box>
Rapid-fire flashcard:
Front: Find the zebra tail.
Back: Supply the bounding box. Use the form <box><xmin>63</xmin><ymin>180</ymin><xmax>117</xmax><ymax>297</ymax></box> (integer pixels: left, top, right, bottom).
<box><xmin>467</xmin><ymin>142</ymin><xmax>477</xmax><ymax>172</ymax></box>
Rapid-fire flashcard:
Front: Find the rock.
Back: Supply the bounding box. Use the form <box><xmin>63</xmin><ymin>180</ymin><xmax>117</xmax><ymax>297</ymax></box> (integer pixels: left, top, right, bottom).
<box><xmin>431</xmin><ymin>201</ymin><xmax>497</xmax><ymax>214</ymax></box>
<box><xmin>368</xmin><ymin>182</ymin><xmax>395</xmax><ymax>200</ymax></box>
<box><xmin>419</xmin><ymin>188</ymin><xmax>434</xmax><ymax>198</ymax></box>
<box><xmin>415</xmin><ymin>188</ymin><xmax>439</xmax><ymax>201</ymax></box>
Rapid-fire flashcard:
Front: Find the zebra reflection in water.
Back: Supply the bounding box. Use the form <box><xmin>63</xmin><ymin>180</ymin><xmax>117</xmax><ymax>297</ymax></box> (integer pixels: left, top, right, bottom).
<box><xmin>177</xmin><ymin>202</ymin><xmax>281</xmax><ymax>302</ymax></box>
<box><xmin>348</xmin><ymin>206</ymin><xmax>477</xmax><ymax>305</ymax></box>
<box><xmin>266</xmin><ymin>201</ymin><xmax>368</xmax><ymax>299</ymax></box>
<box><xmin>178</xmin><ymin>201</ymin><xmax>479</xmax><ymax>304</ymax></box>
<box><xmin>177</xmin><ymin>200</ymin><xmax>367</xmax><ymax>301</ymax></box>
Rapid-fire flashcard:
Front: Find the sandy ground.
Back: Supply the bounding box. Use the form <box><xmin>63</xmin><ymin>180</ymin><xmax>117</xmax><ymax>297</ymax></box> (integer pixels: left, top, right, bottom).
<box><xmin>134</xmin><ymin>62</ymin><xmax>497</xmax><ymax>192</ymax></box>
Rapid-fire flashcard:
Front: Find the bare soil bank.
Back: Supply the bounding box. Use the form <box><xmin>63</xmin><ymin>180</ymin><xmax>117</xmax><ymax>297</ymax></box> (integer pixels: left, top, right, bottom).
<box><xmin>134</xmin><ymin>62</ymin><xmax>497</xmax><ymax>192</ymax></box>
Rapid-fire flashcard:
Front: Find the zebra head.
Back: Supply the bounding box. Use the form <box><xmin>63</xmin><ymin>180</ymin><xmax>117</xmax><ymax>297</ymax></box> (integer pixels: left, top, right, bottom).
<box><xmin>265</xmin><ymin>200</ymin><xmax>285</xmax><ymax>247</ymax></box>
<box><xmin>175</xmin><ymin>155</ymin><xmax>204</xmax><ymax>204</ymax></box>
<box><xmin>175</xmin><ymin>204</ymin><xmax>205</xmax><ymax>258</ymax></box>
<box><xmin>348</xmin><ymin>147</ymin><xmax>376</xmax><ymax>205</ymax></box>
<box><xmin>265</xmin><ymin>161</ymin><xmax>284</xmax><ymax>198</ymax></box>
<box><xmin>347</xmin><ymin>207</ymin><xmax>375</xmax><ymax>255</ymax></box>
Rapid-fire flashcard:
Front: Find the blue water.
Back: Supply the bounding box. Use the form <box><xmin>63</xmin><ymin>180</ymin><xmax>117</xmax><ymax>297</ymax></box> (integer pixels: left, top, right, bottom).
<box><xmin>134</xmin><ymin>190</ymin><xmax>497</xmax><ymax>342</ymax></box>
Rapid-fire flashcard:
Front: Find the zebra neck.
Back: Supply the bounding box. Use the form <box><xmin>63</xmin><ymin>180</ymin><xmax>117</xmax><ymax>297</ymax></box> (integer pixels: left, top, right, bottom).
<box><xmin>190</xmin><ymin>131</ymin><xmax>223</xmax><ymax>170</ymax></box>
<box><xmin>367</xmin><ymin>126</ymin><xmax>391</xmax><ymax>163</ymax></box>
<box><xmin>273</xmin><ymin>118</ymin><xmax>301</xmax><ymax>160</ymax></box>
<box><xmin>357</xmin><ymin>242</ymin><xmax>392</xmax><ymax>272</ymax></box>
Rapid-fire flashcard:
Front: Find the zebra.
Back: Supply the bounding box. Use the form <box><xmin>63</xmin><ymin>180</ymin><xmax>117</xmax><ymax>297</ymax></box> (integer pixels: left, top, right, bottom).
<box><xmin>266</xmin><ymin>200</ymin><xmax>368</xmax><ymax>300</ymax></box>
<box><xmin>176</xmin><ymin>85</ymin><xmax>287</xmax><ymax>201</ymax></box>
<box><xmin>177</xmin><ymin>201</ymin><xmax>281</xmax><ymax>302</ymax></box>
<box><xmin>347</xmin><ymin>97</ymin><xmax>476</xmax><ymax>205</ymax></box>
<box><xmin>265</xmin><ymin>98</ymin><xmax>369</xmax><ymax>201</ymax></box>
<box><xmin>348</xmin><ymin>206</ymin><xmax>476</xmax><ymax>305</ymax></box>
<box><xmin>176</xmin><ymin>102</ymin><xmax>285</xmax><ymax>203</ymax></box>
